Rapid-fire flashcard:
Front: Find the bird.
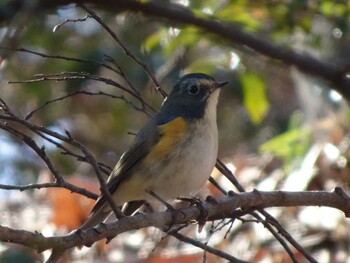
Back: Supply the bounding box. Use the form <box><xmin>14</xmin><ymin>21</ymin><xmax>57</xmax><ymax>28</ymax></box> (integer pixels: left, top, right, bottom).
<box><xmin>79</xmin><ymin>73</ymin><xmax>228</xmax><ymax>230</ymax></box>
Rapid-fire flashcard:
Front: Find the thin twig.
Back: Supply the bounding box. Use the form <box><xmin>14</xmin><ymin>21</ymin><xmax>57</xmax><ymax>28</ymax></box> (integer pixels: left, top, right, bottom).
<box><xmin>215</xmin><ymin>159</ymin><xmax>317</xmax><ymax>263</ymax></box>
<box><xmin>0</xmin><ymin>124</ymin><xmax>97</xmax><ymax>199</ymax></box>
<box><xmin>209</xmin><ymin>176</ymin><xmax>297</xmax><ymax>262</ymax></box>
<box><xmin>34</xmin><ymin>130</ymin><xmax>111</xmax><ymax>176</ymax></box>
<box><xmin>103</xmin><ymin>55</ymin><xmax>142</xmax><ymax>95</ymax></box>
<box><xmin>52</xmin><ymin>14</ymin><xmax>92</xmax><ymax>32</ymax></box>
<box><xmin>0</xmin><ymin>47</ymin><xmax>121</xmax><ymax>75</ymax></box>
<box><xmin>0</xmin><ymin>46</ymin><xmax>159</xmax><ymax>114</ymax></box>
<box><xmin>0</xmin><ymin>122</ymin><xmax>64</xmax><ymax>184</ymax></box>
<box><xmin>170</xmin><ymin>231</ymin><xmax>249</xmax><ymax>263</ymax></box>
<box><xmin>78</xmin><ymin>4</ymin><xmax>167</xmax><ymax>98</ymax></box>
<box><xmin>63</xmin><ymin>131</ymin><xmax>124</xmax><ymax>219</ymax></box>
<box><xmin>9</xmin><ymin>71</ymin><xmax>155</xmax><ymax>115</ymax></box>
<box><xmin>0</xmin><ymin>182</ymin><xmax>97</xmax><ymax>199</ymax></box>
<box><xmin>0</xmin><ymin>100</ymin><xmax>107</xmax><ymax>200</ymax></box>
<box><xmin>106</xmin><ymin>0</ymin><xmax>350</xmax><ymax>100</ymax></box>
<box><xmin>25</xmin><ymin>90</ymin><xmax>151</xmax><ymax>120</ymax></box>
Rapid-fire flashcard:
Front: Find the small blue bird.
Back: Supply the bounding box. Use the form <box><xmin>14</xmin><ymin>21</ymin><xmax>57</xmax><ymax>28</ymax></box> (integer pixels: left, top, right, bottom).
<box><xmin>80</xmin><ymin>73</ymin><xmax>228</xmax><ymax>229</ymax></box>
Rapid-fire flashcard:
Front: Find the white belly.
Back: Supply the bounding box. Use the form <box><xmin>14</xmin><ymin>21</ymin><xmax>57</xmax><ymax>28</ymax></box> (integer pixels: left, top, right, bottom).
<box><xmin>145</xmin><ymin>119</ymin><xmax>218</xmax><ymax>201</ymax></box>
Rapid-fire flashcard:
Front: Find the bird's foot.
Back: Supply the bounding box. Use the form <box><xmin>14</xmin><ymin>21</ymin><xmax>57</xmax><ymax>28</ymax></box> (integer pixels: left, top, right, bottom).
<box><xmin>177</xmin><ymin>196</ymin><xmax>209</xmax><ymax>233</ymax></box>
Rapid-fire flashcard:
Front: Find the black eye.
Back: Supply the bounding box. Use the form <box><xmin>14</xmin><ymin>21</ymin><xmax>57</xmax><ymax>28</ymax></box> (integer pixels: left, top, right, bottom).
<box><xmin>188</xmin><ymin>84</ymin><xmax>199</xmax><ymax>94</ymax></box>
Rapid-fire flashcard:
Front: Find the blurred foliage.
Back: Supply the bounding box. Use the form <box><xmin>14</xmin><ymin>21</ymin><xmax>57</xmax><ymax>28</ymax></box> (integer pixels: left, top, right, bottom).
<box><xmin>0</xmin><ymin>0</ymin><xmax>350</xmax><ymax>261</ymax></box>
<box><xmin>240</xmin><ymin>71</ymin><xmax>269</xmax><ymax>124</ymax></box>
<box><xmin>260</xmin><ymin>125</ymin><xmax>311</xmax><ymax>164</ymax></box>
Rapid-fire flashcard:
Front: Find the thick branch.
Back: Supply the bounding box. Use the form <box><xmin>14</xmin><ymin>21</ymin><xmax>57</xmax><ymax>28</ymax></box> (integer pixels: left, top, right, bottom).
<box><xmin>11</xmin><ymin>0</ymin><xmax>350</xmax><ymax>100</ymax></box>
<box><xmin>0</xmin><ymin>189</ymin><xmax>349</xmax><ymax>255</ymax></box>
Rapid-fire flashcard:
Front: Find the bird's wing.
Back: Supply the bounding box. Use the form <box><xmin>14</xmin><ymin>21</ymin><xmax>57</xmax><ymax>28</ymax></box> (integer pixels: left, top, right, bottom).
<box><xmin>89</xmin><ymin>119</ymin><xmax>160</xmax><ymax>215</ymax></box>
<box><xmin>80</xmin><ymin>114</ymin><xmax>189</xmax><ymax>229</ymax></box>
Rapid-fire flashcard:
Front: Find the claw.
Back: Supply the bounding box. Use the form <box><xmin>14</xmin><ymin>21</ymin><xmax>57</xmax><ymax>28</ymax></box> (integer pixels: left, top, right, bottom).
<box><xmin>177</xmin><ymin>196</ymin><xmax>209</xmax><ymax>232</ymax></box>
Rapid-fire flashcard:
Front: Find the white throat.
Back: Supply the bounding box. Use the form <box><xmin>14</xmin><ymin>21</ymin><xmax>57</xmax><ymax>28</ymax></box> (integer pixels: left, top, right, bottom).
<box><xmin>204</xmin><ymin>89</ymin><xmax>220</xmax><ymax>125</ymax></box>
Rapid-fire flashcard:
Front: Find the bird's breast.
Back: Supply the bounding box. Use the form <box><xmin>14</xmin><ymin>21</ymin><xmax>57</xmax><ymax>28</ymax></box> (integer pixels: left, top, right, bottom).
<box><xmin>143</xmin><ymin>115</ymin><xmax>218</xmax><ymax>200</ymax></box>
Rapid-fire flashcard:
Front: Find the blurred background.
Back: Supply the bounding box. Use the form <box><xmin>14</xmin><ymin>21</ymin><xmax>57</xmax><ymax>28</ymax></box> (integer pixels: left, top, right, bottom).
<box><xmin>0</xmin><ymin>1</ymin><xmax>350</xmax><ymax>262</ymax></box>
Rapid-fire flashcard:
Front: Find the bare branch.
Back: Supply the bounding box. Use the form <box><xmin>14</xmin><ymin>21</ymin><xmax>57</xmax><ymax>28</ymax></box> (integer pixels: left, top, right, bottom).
<box><xmin>1</xmin><ymin>108</ymin><xmax>122</xmax><ymax>219</ymax></box>
<box><xmin>215</xmin><ymin>160</ymin><xmax>317</xmax><ymax>263</ymax></box>
<box><xmin>169</xmin><ymin>231</ymin><xmax>249</xmax><ymax>263</ymax></box>
<box><xmin>52</xmin><ymin>14</ymin><xmax>92</xmax><ymax>32</ymax></box>
<box><xmin>0</xmin><ymin>189</ymin><xmax>348</xmax><ymax>259</ymax></box>
<box><xmin>9</xmin><ymin>71</ymin><xmax>156</xmax><ymax>116</ymax></box>
<box><xmin>3</xmin><ymin>1</ymin><xmax>350</xmax><ymax>97</ymax></box>
<box><xmin>1</xmin><ymin>47</ymin><xmax>157</xmax><ymax>115</ymax></box>
<box><xmin>0</xmin><ymin>121</ymin><xmax>98</xmax><ymax>199</ymax></box>
<box><xmin>79</xmin><ymin>4</ymin><xmax>167</xmax><ymax>98</ymax></box>
<box><xmin>25</xmin><ymin>90</ymin><xmax>151</xmax><ymax>120</ymax></box>
<box><xmin>28</xmin><ymin>0</ymin><xmax>350</xmax><ymax>100</ymax></box>
<box><xmin>0</xmin><ymin>47</ymin><xmax>122</xmax><ymax>75</ymax></box>
<box><xmin>0</xmin><ymin>182</ymin><xmax>98</xmax><ymax>200</ymax></box>
<box><xmin>1</xmin><ymin>2</ymin><xmax>349</xmax><ymax>261</ymax></box>
<box><xmin>0</xmin><ymin>121</ymin><xmax>64</xmax><ymax>184</ymax></box>
<box><xmin>0</xmin><ymin>99</ymin><xmax>103</xmax><ymax>199</ymax></box>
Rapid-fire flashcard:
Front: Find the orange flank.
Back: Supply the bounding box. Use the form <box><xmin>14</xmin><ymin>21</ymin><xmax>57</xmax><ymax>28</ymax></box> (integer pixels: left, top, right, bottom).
<box><xmin>147</xmin><ymin>117</ymin><xmax>187</xmax><ymax>160</ymax></box>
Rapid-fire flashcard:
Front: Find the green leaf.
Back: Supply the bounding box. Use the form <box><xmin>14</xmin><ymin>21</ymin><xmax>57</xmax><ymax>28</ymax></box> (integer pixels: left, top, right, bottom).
<box><xmin>320</xmin><ymin>1</ymin><xmax>335</xmax><ymax>16</ymax></box>
<box><xmin>216</xmin><ymin>2</ymin><xmax>262</xmax><ymax>31</ymax></box>
<box><xmin>185</xmin><ymin>55</ymin><xmax>229</xmax><ymax>74</ymax></box>
<box><xmin>143</xmin><ymin>29</ymin><xmax>166</xmax><ymax>52</ymax></box>
<box><xmin>241</xmin><ymin>72</ymin><xmax>269</xmax><ymax>124</ymax></box>
<box><xmin>165</xmin><ymin>27</ymin><xmax>200</xmax><ymax>55</ymax></box>
<box><xmin>259</xmin><ymin>127</ymin><xmax>311</xmax><ymax>159</ymax></box>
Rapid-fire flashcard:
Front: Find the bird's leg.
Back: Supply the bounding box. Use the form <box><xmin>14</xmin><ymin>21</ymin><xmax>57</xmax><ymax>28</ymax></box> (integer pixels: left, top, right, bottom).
<box><xmin>146</xmin><ymin>190</ymin><xmax>175</xmax><ymax>211</ymax></box>
<box><xmin>146</xmin><ymin>190</ymin><xmax>190</xmax><ymax>229</ymax></box>
<box><xmin>177</xmin><ymin>196</ymin><xmax>212</xmax><ymax>232</ymax></box>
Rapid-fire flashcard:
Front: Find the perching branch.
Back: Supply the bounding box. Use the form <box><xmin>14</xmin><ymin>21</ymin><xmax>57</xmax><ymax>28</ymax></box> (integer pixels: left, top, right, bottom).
<box><xmin>0</xmin><ymin>189</ymin><xmax>349</xmax><ymax>262</ymax></box>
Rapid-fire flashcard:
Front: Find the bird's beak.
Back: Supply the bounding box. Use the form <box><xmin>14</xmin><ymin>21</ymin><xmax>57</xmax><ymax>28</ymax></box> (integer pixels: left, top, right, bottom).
<box><xmin>216</xmin><ymin>81</ymin><xmax>229</xmax><ymax>88</ymax></box>
<box><xmin>210</xmin><ymin>80</ymin><xmax>228</xmax><ymax>94</ymax></box>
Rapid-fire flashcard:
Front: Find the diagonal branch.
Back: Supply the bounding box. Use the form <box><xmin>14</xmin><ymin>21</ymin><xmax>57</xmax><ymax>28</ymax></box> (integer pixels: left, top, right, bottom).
<box><xmin>31</xmin><ymin>0</ymin><xmax>350</xmax><ymax>100</ymax></box>
<box><xmin>79</xmin><ymin>4</ymin><xmax>167</xmax><ymax>98</ymax></box>
<box><xmin>169</xmin><ymin>231</ymin><xmax>249</xmax><ymax>263</ymax></box>
<box><xmin>215</xmin><ymin>160</ymin><xmax>317</xmax><ymax>263</ymax></box>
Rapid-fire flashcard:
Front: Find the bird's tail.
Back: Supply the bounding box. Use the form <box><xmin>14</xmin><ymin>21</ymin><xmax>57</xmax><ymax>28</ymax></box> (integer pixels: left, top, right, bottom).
<box><xmin>79</xmin><ymin>204</ymin><xmax>111</xmax><ymax>230</ymax></box>
<box><xmin>79</xmin><ymin>201</ymin><xmax>145</xmax><ymax>230</ymax></box>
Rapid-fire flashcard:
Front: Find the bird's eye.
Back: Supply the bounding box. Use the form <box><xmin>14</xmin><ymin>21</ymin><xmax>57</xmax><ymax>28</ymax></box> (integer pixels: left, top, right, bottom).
<box><xmin>188</xmin><ymin>84</ymin><xmax>199</xmax><ymax>94</ymax></box>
